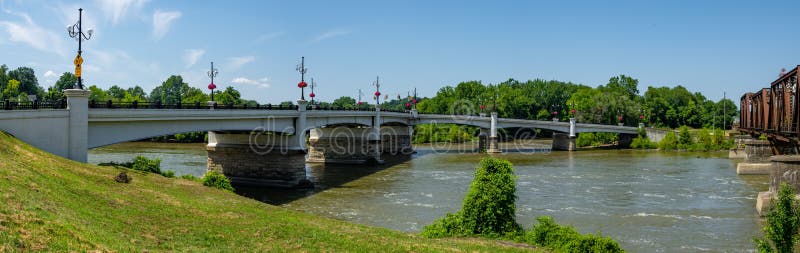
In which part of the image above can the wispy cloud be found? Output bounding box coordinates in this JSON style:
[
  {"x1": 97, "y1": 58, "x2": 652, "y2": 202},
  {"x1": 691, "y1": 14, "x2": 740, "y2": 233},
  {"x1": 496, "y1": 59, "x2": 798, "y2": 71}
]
[
  {"x1": 227, "y1": 56, "x2": 255, "y2": 70},
  {"x1": 95, "y1": 0, "x2": 149, "y2": 25},
  {"x1": 310, "y1": 28, "x2": 352, "y2": 44},
  {"x1": 249, "y1": 32, "x2": 284, "y2": 46},
  {"x1": 183, "y1": 49, "x2": 205, "y2": 68},
  {"x1": 152, "y1": 10, "x2": 181, "y2": 40},
  {"x1": 0, "y1": 9, "x2": 66, "y2": 56},
  {"x1": 231, "y1": 77, "x2": 271, "y2": 88},
  {"x1": 44, "y1": 70, "x2": 57, "y2": 78}
]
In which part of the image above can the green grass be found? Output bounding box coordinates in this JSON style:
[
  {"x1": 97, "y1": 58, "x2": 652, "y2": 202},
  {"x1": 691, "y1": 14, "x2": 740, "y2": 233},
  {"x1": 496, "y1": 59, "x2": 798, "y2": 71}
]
[{"x1": 0, "y1": 132, "x2": 538, "y2": 252}]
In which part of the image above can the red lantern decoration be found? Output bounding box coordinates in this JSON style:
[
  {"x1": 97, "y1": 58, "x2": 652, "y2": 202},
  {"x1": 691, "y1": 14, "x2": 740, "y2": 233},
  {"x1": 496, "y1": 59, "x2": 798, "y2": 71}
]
[
  {"x1": 570, "y1": 109, "x2": 576, "y2": 114},
  {"x1": 480, "y1": 105, "x2": 486, "y2": 110},
  {"x1": 309, "y1": 92, "x2": 316, "y2": 98},
  {"x1": 374, "y1": 91, "x2": 381, "y2": 96},
  {"x1": 358, "y1": 101, "x2": 363, "y2": 105},
  {"x1": 405, "y1": 103, "x2": 411, "y2": 107},
  {"x1": 618, "y1": 115, "x2": 623, "y2": 121},
  {"x1": 208, "y1": 83, "x2": 216, "y2": 90},
  {"x1": 639, "y1": 115, "x2": 644, "y2": 120},
  {"x1": 297, "y1": 81, "x2": 307, "y2": 88},
  {"x1": 553, "y1": 111, "x2": 558, "y2": 115},
  {"x1": 412, "y1": 99, "x2": 417, "y2": 104}
]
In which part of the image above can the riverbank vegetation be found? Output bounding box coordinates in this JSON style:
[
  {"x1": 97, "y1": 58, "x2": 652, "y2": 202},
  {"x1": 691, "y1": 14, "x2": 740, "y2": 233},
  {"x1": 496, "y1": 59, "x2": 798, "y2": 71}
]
[
  {"x1": 423, "y1": 157, "x2": 624, "y2": 252},
  {"x1": 754, "y1": 183, "x2": 800, "y2": 252},
  {"x1": 0, "y1": 132, "x2": 537, "y2": 251}
]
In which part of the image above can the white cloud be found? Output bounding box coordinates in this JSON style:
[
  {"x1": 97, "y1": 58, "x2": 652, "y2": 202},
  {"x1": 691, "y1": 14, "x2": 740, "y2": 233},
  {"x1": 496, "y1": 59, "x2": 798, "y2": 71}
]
[
  {"x1": 0, "y1": 9, "x2": 66, "y2": 56},
  {"x1": 152, "y1": 10, "x2": 181, "y2": 40},
  {"x1": 250, "y1": 32, "x2": 283, "y2": 46},
  {"x1": 44, "y1": 70, "x2": 57, "y2": 78},
  {"x1": 310, "y1": 28, "x2": 352, "y2": 44},
  {"x1": 231, "y1": 77, "x2": 270, "y2": 88},
  {"x1": 183, "y1": 49, "x2": 205, "y2": 68},
  {"x1": 95, "y1": 0, "x2": 149, "y2": 25},
  {"x1": 227, "y1": 56, "x2": 255, "y2": 70}
]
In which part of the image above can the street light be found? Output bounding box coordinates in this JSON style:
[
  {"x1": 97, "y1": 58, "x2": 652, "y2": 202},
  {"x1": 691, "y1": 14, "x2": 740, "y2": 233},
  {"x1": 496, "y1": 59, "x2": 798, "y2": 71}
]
[
  {"x1": 296, "y1": 57, "x2": 308, "y2": 100},
  {"x1": 67, "y1": 8, "x2": 93, "y2": 89},
  {"x1": 309, "y1": 78, "x2": 316, "y2": 104},
  {"x1": 207, "y1": 61, "x2": 218, "y2": 102},
  {"x1": 373, "y1": 76, "x2": 381, "y2": 104}
]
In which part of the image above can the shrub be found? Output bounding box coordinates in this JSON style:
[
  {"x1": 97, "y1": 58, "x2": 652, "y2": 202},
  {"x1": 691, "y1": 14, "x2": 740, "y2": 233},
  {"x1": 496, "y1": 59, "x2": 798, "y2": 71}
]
[
  {"x1": 754, "y1": 183, "x2": 800, "y2": 253},
  {"x1": 658, "y1": 132, "x2": 678, "y2": 151},
  {"x1": 131, "y1": 156, "x2": 161, "y2": 174},
  {"x1": 202, "y1": 170, "x2": 235, "y2": 192},
  {"x1": 631, "y1": 136, "x2": 656, "y2": 149},
  {"x1": 577, "y1": 133, "x2": 596, "y2": 147},
  {"x1": 759, "y1": 134, "x2": 768, "y2": 140},
  {"x1": 422, "y1": 157, "x2": 521, "y2": 237},
  {"x1": 526, "y1": 216, "x2": 624, "y2": 253},
  {"x1": 180, "y1": 174, "x2": 200, "y2": 181},
  {"x1": 678, "y1": 126, "x2": 693, "y2": 149},
  {"x1": 161, "y1": 170, "x2": 175, "y2": 178}
]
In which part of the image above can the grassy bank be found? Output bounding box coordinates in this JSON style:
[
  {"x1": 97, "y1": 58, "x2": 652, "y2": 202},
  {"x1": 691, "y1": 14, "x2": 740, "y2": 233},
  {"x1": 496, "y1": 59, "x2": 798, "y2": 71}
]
[{"x1": 0, "y1": 132, "x2": 536, "y2": 252}]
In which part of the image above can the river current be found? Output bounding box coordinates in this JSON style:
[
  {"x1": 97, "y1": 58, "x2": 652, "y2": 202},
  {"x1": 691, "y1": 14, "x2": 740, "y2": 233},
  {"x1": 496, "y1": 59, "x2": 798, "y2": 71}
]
[{"x1": 89, "y1": 141, "x2": 766, "y2": 252}]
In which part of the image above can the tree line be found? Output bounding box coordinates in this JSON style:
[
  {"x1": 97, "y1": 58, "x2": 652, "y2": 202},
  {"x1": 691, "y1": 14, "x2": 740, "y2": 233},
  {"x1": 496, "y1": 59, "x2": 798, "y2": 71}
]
[{"x1": 414, "y1": 75, "x2": 738, "y2": 129}]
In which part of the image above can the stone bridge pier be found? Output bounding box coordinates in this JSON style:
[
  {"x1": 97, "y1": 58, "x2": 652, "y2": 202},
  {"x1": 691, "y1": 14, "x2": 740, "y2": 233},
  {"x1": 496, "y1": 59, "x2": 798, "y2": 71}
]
[
  {"x1": 756, "y1": 155, "x2": 800, "y2": 215},
  {"x1": 736, "y1": 139, "x2": 774, "y2": 175},
  {"x1": 380, "y1": 125, "x2": 414, "y2": 156},
  {"x1": 206, "y1": 131, "x2": 311, "y2": 188},
  {"x1": 307, "y1": 126, "x2": 383, "y2": 164}
]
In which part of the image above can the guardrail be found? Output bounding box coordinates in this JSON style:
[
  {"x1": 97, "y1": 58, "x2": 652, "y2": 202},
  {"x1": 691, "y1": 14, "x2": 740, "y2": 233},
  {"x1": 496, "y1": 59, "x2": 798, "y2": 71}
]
[
  {"x1": 1, "y1": 100, "x2": 67, "y2": 110},
  {"x1": 88, "y1": 100, "x2": 297, "y2": 110}
]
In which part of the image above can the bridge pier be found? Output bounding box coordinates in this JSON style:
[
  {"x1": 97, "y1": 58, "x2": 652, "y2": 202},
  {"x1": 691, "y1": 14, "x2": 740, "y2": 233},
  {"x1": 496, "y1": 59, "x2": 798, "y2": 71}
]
[
  {"x1": 381, "y1": 126, "x2": 414, "y2": 156},
  {"x1": 307, "y1": 127, "x2": 383, "y2": 164},
  {"x1": 65, "y1": 89, "x2": 92, "y2": 162},
  {"x1": 551, "y1": 133, "x2": 576, "y2": 151},
  {"x1": 206, "y1": 132, "x2": 311, "y2": 188},
  {"x1": 487, "y1": 112, "x2": 501, "y2": 153},
  {"x1": 736, "y1": 139, "x2": 774, "y2": 175},
  {"x1": 728, "y1": 135, "x2": 752, "y2": 159},
  {"x1": 756, "y1": 155, "x2": 800, "y2": 215}
]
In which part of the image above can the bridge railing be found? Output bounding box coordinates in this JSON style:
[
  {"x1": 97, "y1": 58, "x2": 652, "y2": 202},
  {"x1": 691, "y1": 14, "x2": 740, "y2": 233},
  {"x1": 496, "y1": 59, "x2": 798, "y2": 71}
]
[
  {"x1": 88, "y1": 100, "x2": 298, "y2": 110},
  {"x1": 1, "y1": 100, "x2": 67, "y2": 110},
  {"x1": 307, "y1": 104, "x2": 409, "y2": 113}
]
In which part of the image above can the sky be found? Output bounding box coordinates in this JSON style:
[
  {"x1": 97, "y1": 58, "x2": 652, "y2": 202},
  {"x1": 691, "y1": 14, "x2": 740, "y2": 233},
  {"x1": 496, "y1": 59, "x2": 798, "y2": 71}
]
[{"x1": 1, "y1": 0, "x2": 799, "y2": 104}]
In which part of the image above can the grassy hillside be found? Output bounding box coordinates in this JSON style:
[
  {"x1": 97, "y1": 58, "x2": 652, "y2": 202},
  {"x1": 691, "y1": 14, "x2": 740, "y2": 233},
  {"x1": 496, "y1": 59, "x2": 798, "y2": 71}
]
[{"x1": 0, "y1": 132, "x2": 536, "y2": 252}]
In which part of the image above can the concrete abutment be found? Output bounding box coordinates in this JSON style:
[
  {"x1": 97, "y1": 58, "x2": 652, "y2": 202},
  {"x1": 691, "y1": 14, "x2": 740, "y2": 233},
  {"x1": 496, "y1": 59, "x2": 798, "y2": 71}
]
[{"x1": 736, "y1": 139, "x2": 774, "y2": 175}]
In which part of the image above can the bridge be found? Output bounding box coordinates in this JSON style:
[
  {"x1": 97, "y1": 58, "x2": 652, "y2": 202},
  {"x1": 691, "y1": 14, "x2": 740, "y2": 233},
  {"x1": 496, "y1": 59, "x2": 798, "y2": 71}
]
[{"x1": 0, "y1": 89, "x2": 640, "y2": 186}]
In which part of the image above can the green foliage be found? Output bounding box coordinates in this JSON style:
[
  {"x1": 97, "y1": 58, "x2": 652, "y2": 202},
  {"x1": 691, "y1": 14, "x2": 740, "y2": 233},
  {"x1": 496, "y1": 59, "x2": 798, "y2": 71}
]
[
  {"x1": 754, "y1": 183, "x2": 800, "y2": 253},
  {"x1": 161, "y1": 170, "x2": 175, "y2": 178},
  {"x1": 576, "y1": 133, "x2": 596, "y2": 147},
  {"x1": 678, "y1": 126, "x2": 692, "y2": 149},
  {"x1": 2, "y1": 79, "x2": 20, "y2": 101},
  {"x1": 423, "y1": 157, "x2": 521, "y2": 238},
  {"x1": 180, "y1": 174, "x2": 200, "y2": 181},
  {"x1": 631, "y1": 136, "x2": 656, "y2": 149},
  {"x1": 760, "y1": 134, "x2": 768, "y2": 140},
  {"x1": 658, "y1": 131, "x2": 678, "y2": 151},
  {"x1": 202, "y1": 170, "x2": 235, "y2": 192},
  {"x1": 7, "y1": 66, "x2": 42, "y2": 98},
  {"x1": 131, "y1": 156, "x2": 162, "y2": 174},
  {"x1": 88, "y1": 85, "x2": 109, "y2": 102},
  {"x1": 525, "y1": 216, "x2": 624, "y2": 253},
  {"x1": 44, "y1": 72, "x2": 76, "y2": 101},
  {"x1": 413, "y1": 124, "x2": 476, "y2": 144}
]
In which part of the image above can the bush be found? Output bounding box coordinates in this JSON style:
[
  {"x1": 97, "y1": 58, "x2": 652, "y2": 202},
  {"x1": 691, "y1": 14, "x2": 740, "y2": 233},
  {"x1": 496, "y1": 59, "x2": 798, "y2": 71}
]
[
  {"x1": 202, "y1": 170, "x2": 235, "y2": 192},
  {"x1": 577, "y1": 133, "x2": 596, "y2": 147},
  {"x1": 754, "y1": 183, "x2": 800, "y2": 252},
  {"x1": 180, "y1": 174, "x2": 200, "y2": 181},
  {"x1": 678, "y1": 126, "x2": 693, "y2": 149},
  {"x1": 161, "y1": 170, "x2": 175, "y2": 178},
  {"x1": 422, "y1": 157, "x2": 521, "y2": 237},
  {"x1": 526, "y1": 216, "x2": 624, "y2": 253},
  {"x1": 658, "y1": 132, "x2": 678, "y2": 151},
  {"x1": 131, "y1": 156, "x2": 161, "y2": 174},
  {"x1": 631, "y1": 136, "x2": 656, "y2": 149}
]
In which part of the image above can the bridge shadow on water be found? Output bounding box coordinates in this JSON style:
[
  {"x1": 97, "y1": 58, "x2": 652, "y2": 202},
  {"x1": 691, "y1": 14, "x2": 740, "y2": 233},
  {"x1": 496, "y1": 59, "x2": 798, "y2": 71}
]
[
  {"x1": 233, "y1": 154, "x2": 414, "y2": 205},
  {"x1": 233, "y1": 141, "x2": 552, "y2": 206}
]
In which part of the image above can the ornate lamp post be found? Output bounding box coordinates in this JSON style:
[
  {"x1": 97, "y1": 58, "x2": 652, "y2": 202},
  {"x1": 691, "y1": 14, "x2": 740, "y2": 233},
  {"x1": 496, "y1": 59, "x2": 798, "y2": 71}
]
[
  {"x1": 309, "y1": 78, "x2": 316, "y2": 104},
  {"x1": 67, "y1": 8, "x2": 93, "y2": 89},
  {"x1": 296, "y1": 57, "x2": 308, "y2": 100},
  {"x1": 207, "y1": 61, "x2": 218, "y2": 102},
  {"x1": 373, "y1": 76, "x2": 381, "y2": 104},
  {"x1": 357, "y1": 89, "x2": 364, "y2": 106}
]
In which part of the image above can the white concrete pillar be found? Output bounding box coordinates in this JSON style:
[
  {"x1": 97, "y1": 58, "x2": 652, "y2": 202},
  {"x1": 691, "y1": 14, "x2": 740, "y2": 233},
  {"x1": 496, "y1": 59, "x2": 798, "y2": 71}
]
[
  {"x1": 490, "y1": 112, "x2": 498, "y2": 138},
  {"x1": 374, "y1": 103, "x2": 382, "y2": 140},
  {"x1": 569, "y1": 117, "x2": 576, "y2": 137},
  {"x1": 65, "y1": 89, "x2": 91, "y2": 162},
  {"x1": 487, "y1": 112, "x2": 501, "y2": 153},
  {"x1": 296, "y1": 100, "x2": 308, "y2": 150},
  {"x1": 410, "y1": 108, "x2": 419, "y2": 118}
]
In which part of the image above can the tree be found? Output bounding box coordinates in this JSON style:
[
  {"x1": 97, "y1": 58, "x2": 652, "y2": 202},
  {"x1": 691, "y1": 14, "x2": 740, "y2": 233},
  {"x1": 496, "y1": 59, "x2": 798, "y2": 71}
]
[
  {"x1": 216, "y1": 86, "x2": 242, "y2": 105},
  {"x1": 605, "y1": 75, "x2": 639, "y2": 99},
  {"x1": 332, "y1": 96, "x2": 356, "y2": 109},
  {"x1": 7, "y1": 66, "x2": 42, "y2": 98},
  {"x1": 127, "y1": 86, "x2": 147, "y2": 99},
  {"x1": 2, "y1": 79, "x2": 20, "y2": 101},
  {"x1": 107, "y1": 85, "x2": 127, "y2": 100},
  {"x1": 150, "y1": 75, "x2": 187, "y2": 105},
  {"x1": 0, "y1": 64, "x2": 8, "y2": 94},
  {"x1": 44, "y1": 72, "x2": 76, "y2": 101},
  {"x1": 88, "y1": 85, "x2": 109, "y2": 102},
  {"x1": 755, "y1": 183, "x2": 800, "y2": 253}
]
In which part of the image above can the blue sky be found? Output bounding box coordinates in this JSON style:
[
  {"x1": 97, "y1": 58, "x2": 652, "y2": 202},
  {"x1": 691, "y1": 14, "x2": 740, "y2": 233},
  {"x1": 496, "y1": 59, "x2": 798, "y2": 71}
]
[{"x1": 1, "y1": 0, "x2": 799, "y2": 104}]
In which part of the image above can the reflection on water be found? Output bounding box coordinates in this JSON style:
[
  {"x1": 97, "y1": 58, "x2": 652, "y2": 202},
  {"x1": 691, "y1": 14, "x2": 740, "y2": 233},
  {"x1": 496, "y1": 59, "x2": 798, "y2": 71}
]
[{"x1": 89, "y1": 141, "x2": 768, "y2": 252}]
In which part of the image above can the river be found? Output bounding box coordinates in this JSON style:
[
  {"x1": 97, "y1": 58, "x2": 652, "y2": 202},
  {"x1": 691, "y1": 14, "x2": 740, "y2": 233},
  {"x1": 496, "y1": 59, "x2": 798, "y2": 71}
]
[{"x1": 89, "y1": 141, "x2": 767, "y2": 252}]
